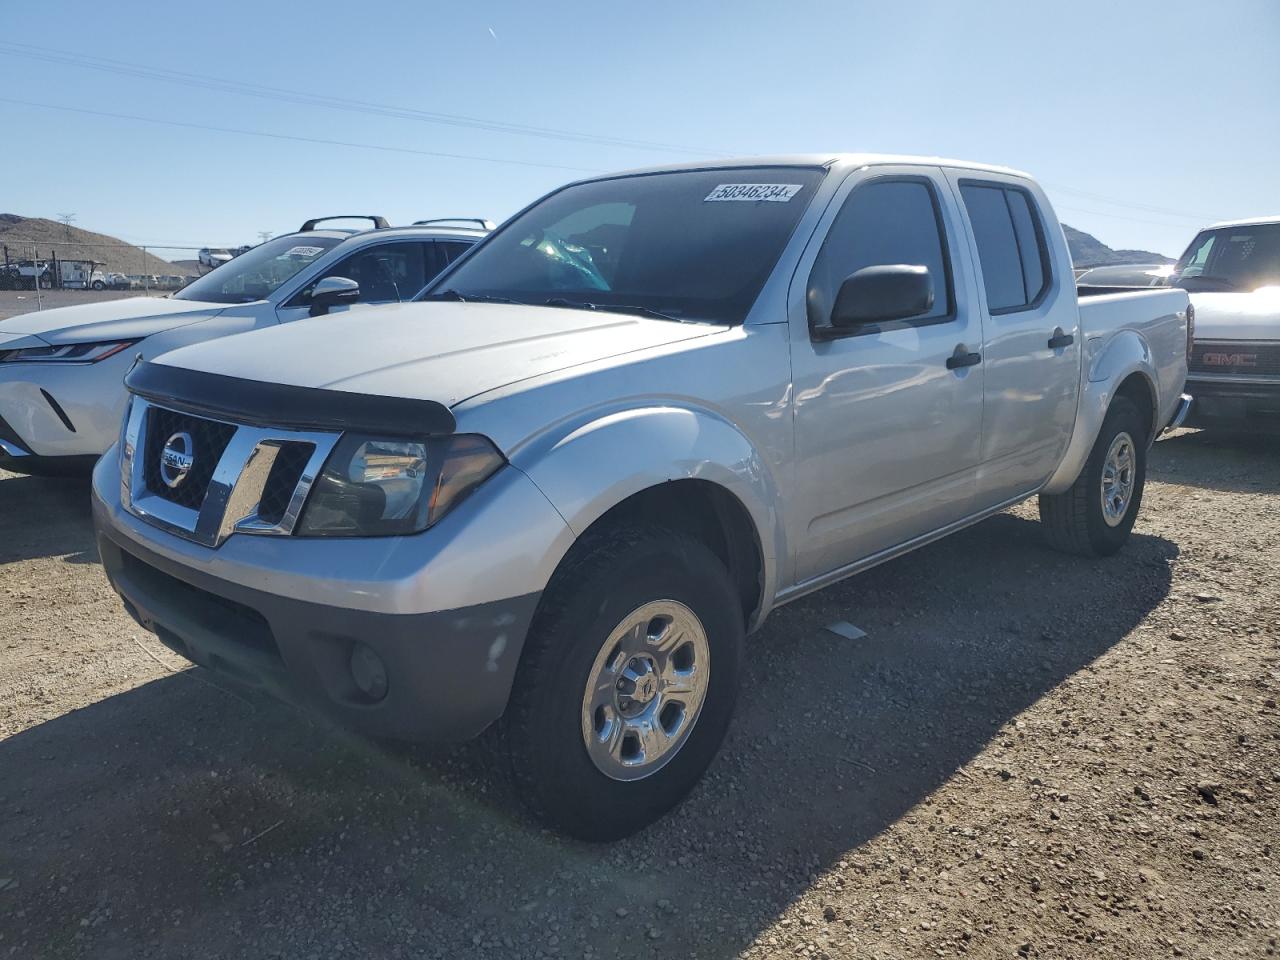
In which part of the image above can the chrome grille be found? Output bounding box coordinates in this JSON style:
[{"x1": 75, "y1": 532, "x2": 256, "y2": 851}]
[
  {"x1": 256, "y1": 442, "x2": 316, "y2": 525},
  {"x1": 141, "y1": 407, "x2": 236, "y2": 509},
  {"x1": 121, "y1": 398, "x2": 339, "y2": 548}
]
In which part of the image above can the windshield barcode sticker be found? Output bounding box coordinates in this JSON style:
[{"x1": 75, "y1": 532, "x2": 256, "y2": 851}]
[
  {"x1": 284, "y1": 245, "x2": 325, "y2": 258},
  {"x1": 704, "y1": 183, "x2": 803, "y2": 203}
]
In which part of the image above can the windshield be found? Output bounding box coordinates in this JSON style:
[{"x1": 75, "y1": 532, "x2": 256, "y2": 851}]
[
  {"x1": 1171, "y1": 223, "x2": 1280, "y2": 292},
  {"x1": 176, "y1": 236, "x2": 342, "y2": 303},
  {"x1": 421, "y1": 167, "x2": 825, "y2": 323}
]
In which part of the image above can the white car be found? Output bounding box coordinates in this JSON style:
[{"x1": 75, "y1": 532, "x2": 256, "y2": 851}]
[
  {"x1": 1169, "y1": 216, "x2": 1280, "y2": 428},
  {"x1": 0, "y1": 216, "x2": 489, "y2": 474},
  {"x1": 197, "y1": 248, "x2": 233, "y2": 269}
]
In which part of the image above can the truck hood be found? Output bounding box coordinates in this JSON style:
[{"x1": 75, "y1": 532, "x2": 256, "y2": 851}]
[
  {"x1": 1190, "y1": 290, "x2": 1280, "y2": 341},
  {"x1": 152, "y1": 301, "x2": 726, "y2": 406},
  {"x1": 0, "y1": 295, "x2": 228, "y2": 344}
]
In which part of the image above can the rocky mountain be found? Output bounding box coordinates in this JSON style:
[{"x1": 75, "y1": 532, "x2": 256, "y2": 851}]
[
  {"x1": 1061, "y1": 223, "x2": 1173, "y2": 268},
  {"x1": 0, "y1": 214, "x2": 189, "y2": 276}
]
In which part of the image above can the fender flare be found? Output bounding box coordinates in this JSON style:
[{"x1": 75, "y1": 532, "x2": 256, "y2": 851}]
[
  {"x1": 1042, "y1": 329, "x2": 1159, "y2": 495},
  {"x1": 510, "y1": 404, "x2": 785, "y2": 620}
]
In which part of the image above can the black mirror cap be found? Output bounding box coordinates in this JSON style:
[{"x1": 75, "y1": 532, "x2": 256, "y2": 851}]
[
  {"x1": 309, "y1": 276, "x2": 361, "y2": 317},
  {"x1": 831, "y1": 264, "x2": 933, "y2": 329}
]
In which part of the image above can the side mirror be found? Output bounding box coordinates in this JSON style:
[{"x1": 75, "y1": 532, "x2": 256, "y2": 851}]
[
  {"x1": 309, "y1": 276, "x2": 360, "y2": 317},
  {"x1": 831, "y1": 264, "x2": 933, "y2": 330}
]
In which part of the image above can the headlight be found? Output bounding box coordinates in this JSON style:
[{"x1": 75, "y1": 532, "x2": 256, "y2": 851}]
[
  {"x1": 0, "y1": 340, "x2": 136, "y2": 363},
  {"x1": 296, "y1": 433, "x2": 505, "y2": 537}
]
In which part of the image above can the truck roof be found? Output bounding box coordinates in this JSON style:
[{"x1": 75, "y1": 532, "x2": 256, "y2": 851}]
[
  {"x1": 592, "y1": 153, "x2": 1035, "y2": 182},
  {"x1": 1205, "y1": 215, "x2": 1280, "y2": 229}
]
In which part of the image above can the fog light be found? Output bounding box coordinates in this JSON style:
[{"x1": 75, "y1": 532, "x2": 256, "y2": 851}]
[{"x1": 349, "y1": 642, "x2": 389, "y2": 701}]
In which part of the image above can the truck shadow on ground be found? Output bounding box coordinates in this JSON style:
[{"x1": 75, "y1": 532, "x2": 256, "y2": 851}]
[
  {"x1": 0, "y1": 510, "x2": 1177, "y2": 959},
  {"x1": 0, "y1": 472, "x2": 97, "y2": 564},
  {"x1": 1149, "y1": 428, "x2": 1280, "y2": 495}
]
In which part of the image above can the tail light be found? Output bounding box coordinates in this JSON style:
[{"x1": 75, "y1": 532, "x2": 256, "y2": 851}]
[{"x1": 1185, "y1": 301, "x2": 1195, "y2": 363}]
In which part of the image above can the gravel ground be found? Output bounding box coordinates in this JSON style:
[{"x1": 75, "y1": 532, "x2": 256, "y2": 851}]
[
  {"x1": 0, "y1": 290, "x2": 168, "y2": 323},
  {"x1": 1, "y1": 430, "x2": 1277, "y2": 960}
]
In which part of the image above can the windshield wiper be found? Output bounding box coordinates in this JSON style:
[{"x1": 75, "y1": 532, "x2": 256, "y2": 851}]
[
  {"x1": 424, "y1": 289, "x2": 526, "y2": 305},
  {"x1": 543, "y1": 298, "x2": 689, "y2": 324}
]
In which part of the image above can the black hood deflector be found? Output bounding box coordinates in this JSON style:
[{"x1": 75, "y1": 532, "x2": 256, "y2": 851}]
[{"x1": 125, "y1": 360, "x2": 457, "y2": 438}]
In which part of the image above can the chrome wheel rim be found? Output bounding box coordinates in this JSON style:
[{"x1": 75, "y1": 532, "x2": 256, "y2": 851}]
[
  {"x1": 1100, "y1": 431, "x2": 1136, "y2": 527},
  {"x1": 580, "y1": 600, "x2": 710, "y2": 782}
]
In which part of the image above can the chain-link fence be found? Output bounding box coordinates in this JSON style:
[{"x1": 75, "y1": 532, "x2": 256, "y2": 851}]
[{"x1": 0, "y1": 239, "x2": 239, "y2": 309}]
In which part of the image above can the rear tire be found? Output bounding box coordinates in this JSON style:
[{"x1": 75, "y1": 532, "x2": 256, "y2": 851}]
[
  {"x1": 499, "y1": 525, "x2": 744, "y2": 841},
  {"x1": 1039, "y1": 397, "x2": 1146, "y2": 556}
]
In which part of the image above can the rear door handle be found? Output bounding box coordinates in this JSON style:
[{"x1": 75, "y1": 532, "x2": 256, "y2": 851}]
[
  {"x1": 946, "y1": 347, "x2": 982, "y2": 370},
  {"x1": 1048, "y1": 328, "x2": 1075, "y2": 350}
]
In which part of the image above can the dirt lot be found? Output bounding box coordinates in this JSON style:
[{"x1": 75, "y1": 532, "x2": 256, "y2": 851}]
[
  {"x1": 0, "y1": 290, "x2": 167, "y2": 323},
  {"x1": 1, "y1": 431, "x2": 1277, "y2": 960}
]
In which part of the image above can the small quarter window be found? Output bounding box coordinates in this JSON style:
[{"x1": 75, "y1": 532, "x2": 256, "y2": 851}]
[{"x1": 960, "y1": 182, "x2": 1052, "y2": 313}]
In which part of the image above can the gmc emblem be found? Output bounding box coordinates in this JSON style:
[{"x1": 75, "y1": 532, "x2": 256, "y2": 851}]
[{"x1": 1202, "y1": 352, "x2": 1258, "y2": 367}]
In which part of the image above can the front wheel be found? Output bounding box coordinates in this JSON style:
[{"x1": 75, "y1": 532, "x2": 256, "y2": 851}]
[
  {"x1": 91, "y1": 280, "x2": 106, "y2": 290},
  {"x1": 499, "y1": 525, "x2": 744, "y2": 840},
  {"x1": 1039, "y1": 397, "x2": 1147, "y2": 556}
]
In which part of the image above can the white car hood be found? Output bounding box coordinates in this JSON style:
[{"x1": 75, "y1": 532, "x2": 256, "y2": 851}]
[
  {"x1": 0, "y1": 295, "x2": 228, "y2": 344},
  {"x1": 153, "y1": 301, "x2": 725, "y2": 406},
  {"x1": 1190, "y1": 290, "x2": 1280, "y2": 341}
]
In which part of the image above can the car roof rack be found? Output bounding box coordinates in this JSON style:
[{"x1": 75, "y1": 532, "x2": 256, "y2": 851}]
[
  {"x1": 412, "y1": 218, "x2": 495, "y2": 231},
  {"x1": 299, "y1": 215, "x2": 390, "y2": 232}
]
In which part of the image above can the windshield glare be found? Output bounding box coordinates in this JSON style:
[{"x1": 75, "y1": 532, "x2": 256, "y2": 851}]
[
  {"x1": 1172, "y1": 223, "x2": 1280, "y2": 292},
  {"x1": 176, "y1": 236, "x2": 342, "y2": 303},
  {"x1": 422, "y1": 167, "x2": 825, "y2": 323}
]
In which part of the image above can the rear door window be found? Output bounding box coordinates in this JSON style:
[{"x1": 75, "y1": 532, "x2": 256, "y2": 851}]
[{"x1": 960, "y1": 183, "x2": 1052, "y2": 313}]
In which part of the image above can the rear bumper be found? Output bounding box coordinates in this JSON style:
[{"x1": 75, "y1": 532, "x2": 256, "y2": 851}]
[
  {"x1": 96, "y1": 519, "x2": 540, "y2": 742},
  {"x1": 1186, "y1": 375, "x2": 1280, "y2": 425}
]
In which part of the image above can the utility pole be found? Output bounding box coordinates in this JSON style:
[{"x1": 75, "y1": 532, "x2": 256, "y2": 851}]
[
  {"x1": 57, "y1": 213, "x2": 77, "y2": 240},
  {"x1": 257, "y1": 231, "x2": 273, "y2": 244}
]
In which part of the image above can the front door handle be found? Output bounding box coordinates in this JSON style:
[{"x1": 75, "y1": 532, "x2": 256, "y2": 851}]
[
  {"x1": 946, "y1": 346, "x2": 982, "y2": 370},
  {"x1": 1048, "y1": 328, "x2": 1075, "y2": 350}
]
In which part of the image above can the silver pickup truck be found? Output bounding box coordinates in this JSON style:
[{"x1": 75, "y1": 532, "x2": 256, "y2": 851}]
[{"x1": 93, "y1": 155, "x2": 1191, "y2": 839}]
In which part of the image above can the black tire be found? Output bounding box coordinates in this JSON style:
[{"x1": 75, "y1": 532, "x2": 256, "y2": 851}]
[
  {"x1": 498, "y1": 524, "x2": 744, "y2": 841},
  {"x1": 91, "y1": 280, "x2": 106, "y2": 290},
  {"x1": 1039, "y1": 397, "x2": 1147, "y2": 556}
]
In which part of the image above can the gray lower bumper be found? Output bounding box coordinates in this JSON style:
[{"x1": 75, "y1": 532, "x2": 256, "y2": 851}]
[
  {"x1": 96, "y1": 522, "x2": 540, "y2": 742},
  {"x1": 1186, "y1": 377, "x2": 1280, "y2": 425}
]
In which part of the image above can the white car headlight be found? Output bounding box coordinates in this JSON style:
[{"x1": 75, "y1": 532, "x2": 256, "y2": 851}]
[{"x1": 0, "y1": 340, "x2": 136, "y2": 363}]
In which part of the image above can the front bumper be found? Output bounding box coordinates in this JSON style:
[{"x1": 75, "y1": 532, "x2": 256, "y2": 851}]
[
  {"x1": 0, "y1": 350, "x2": 133, "y2": 458},
  {"x1": 92, "y1": 448, "x2": 572, "y2": 742},
  {"x1": 1186, "y1": 375, "x2": 1280, "y2": 426},
  {"x1": 97, "y1": 528, "x2": 538, "y2": 740}
]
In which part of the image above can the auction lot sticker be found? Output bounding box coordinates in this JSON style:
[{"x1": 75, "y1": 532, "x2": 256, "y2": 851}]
[{"x1": 704, "y1": 183, "x2": 803, "y2": 202}]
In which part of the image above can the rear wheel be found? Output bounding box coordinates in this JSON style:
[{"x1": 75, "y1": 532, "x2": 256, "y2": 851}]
[
  {"x1": 1039, "y1": 397, "x2": 1147, "y2": 556},
  {"x1": 499, "y1": 525, "x2": 744, "y2": 840}
]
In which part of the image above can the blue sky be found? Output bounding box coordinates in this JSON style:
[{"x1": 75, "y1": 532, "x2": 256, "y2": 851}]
[{"x1": 2, "y1": 0, "x2": 1277, "y2": 261}]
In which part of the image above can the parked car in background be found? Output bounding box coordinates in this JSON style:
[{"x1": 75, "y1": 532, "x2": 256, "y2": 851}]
[
  {"x1": 198, "y1": 247, "x2": 233, "y2": 269},
  {"x1": 106, "y1": 273, "x2": 131, "y2": 290},
  {"x1": 0, "y1": 216, "x2": 489, "y2": 474},
  {"x1": 1169, "y1": 216, "x2": 1280, "y2": 428},
  {"x1": 1076, "y1": 263, "x2": 1173, "y2": 288},
  {"x1": 92, "y1": 156, "x2": 1190, "y2": 839}
]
